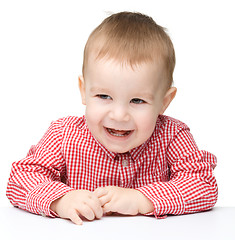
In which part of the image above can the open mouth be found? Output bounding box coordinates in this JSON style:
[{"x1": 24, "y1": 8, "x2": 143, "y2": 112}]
[{"x1": 105, "y1": 127, "x2": 132, "y2": 137}]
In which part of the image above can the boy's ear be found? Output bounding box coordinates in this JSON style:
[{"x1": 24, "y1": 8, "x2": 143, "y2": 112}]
[
  {"x1": 159, "y1": 87, "x2": 177, "y2": 115},
  {"x1": 78, "y1": 75, "x2": 86, "y2": 105}
]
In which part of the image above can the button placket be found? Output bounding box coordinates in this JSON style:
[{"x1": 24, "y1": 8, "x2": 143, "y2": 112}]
[{"x1": 119, "y1": 153, "x2": 134, "y2": 188}]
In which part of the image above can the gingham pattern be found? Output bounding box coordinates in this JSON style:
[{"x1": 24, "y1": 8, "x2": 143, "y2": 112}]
[{"x1": 6, "y1": 115, "x2": 218, "y2": 218}]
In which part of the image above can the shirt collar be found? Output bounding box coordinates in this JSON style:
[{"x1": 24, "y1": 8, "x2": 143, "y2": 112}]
[{"x1": 83, "y1": 116, "x2": 116, "y2": 160}]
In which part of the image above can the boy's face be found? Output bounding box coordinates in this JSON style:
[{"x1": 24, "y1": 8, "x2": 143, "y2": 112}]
[{"x1": 79, "y1": 57, "x2": 176, "y2": 153}]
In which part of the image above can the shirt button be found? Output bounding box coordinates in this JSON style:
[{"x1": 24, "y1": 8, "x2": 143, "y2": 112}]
[
  {"x1": 40, "y1": 211, "x2": 46, "y2": 217},
  {"x1": 122, "y1": 159, "x2": 129, "y2": 167}
]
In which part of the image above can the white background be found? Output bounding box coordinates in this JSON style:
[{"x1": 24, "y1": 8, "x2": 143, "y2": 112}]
[{"x1": 0, "y1": 0, "x2": 234, "y2": 207}]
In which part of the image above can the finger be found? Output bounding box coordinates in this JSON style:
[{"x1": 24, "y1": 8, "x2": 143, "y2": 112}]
[
  {"x1": 77, "y1": 204, "x2": 95, "y2": 221},
  {"x1": 102, "y1": 202, "x2": 114, "y2": 214},
  {"x1": 86, "y1": 196, "x2": 104, "y2": 219},
  {"x1": 98, "y1": 194, "x2": 111, "y2": 206},
  {"x1": 68, "y1": 209, "x2": 83, "y2": 225},
  {"x1": 94, "y1": 187, "x2": 108, "y2": 198}
]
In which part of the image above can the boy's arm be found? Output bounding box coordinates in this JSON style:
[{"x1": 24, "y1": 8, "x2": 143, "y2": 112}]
[
  {"x1": 136, "y1": 128, "x2": 218, "y2": 218},
  {"x1": 6, "y1": 119, "x2": 74, "y2": 217}
]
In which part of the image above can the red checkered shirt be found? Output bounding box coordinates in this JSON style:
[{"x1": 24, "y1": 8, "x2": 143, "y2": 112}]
[{"x1": 6, "y1": 115, "x2": 218, "y2": 218}]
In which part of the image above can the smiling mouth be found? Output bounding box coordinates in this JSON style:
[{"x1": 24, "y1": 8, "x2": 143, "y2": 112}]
[{"x1": 105, "y1": 127, "x2": 132, "y2": 137}]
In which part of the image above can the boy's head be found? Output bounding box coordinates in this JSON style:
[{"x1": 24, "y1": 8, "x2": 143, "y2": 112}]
[
  {"x1": 79, "y1": 12, "x2": 177, "y2": 153},
  {"x1": 82, "y1": 11, "x2": 175, "y2": 90}
]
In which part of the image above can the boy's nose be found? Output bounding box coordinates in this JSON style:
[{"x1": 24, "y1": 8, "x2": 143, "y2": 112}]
[{"x1": 109, "y1": 106, "x2": 130, "y2": 122}]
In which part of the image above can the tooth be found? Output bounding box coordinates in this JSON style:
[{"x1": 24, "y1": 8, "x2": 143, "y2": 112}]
[{"x1": 107, "y1": 128, "x2": 130, "y2": 137}]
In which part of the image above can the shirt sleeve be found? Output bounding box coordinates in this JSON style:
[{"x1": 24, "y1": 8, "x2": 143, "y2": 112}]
[
  {"x1": 6, "y1": 119, "x2": 74, "y2": 217},
  {"x1": 137, "y1": 128, "x2": 218, "y2": 218}
]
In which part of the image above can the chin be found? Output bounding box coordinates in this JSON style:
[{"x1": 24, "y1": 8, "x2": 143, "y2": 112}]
[{"x1": 105, "y1": 144, "x2": 132, "y2": 154}]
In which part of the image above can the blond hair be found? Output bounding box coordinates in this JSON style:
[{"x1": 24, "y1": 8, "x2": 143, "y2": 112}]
[{"x1": 82, "y1": 12, "x2": 175, "y2": 89}]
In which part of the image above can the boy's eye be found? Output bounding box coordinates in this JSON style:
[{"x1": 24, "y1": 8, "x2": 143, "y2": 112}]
[
  {"x1": 96, "y1": 94, "x2": 112, "y2": 100},
  {"x1": 131, "y1": 98, "x2": 146, "y2": 104}
]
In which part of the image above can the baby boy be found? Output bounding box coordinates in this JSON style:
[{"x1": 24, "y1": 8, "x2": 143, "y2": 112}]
[{"x1": 6, "y1": 12, "x2": 218, "y2": 225}]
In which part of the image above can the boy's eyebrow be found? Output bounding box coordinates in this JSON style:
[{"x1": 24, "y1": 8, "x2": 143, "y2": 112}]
[
  {"x1": 90, "y1": 87, "x2": 111, "y2": 93},
  {"x1": 140, "y1": 93, "x2": 154, "y2": 101},
  {"x1": 90, "y1": 87, "x2": 155, "y2": 100}
]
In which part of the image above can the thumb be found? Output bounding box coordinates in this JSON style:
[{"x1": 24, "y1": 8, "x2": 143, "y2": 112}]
[{"x1": 102, "y1": 202, "x2": 113, "y2": 214}]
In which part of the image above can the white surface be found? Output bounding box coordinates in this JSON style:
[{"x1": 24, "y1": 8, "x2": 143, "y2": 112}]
[{"x1": 0, "y1": 207, "x2": 234, "y2": 240}]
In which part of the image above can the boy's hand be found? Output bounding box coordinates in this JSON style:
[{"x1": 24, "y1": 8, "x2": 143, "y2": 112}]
[
  {"x1": 94, "y1": 186, "x2": 154, "y2": 216},
  {"x1": 50, "y1": 190, "x2": 103, "y2": 225}
]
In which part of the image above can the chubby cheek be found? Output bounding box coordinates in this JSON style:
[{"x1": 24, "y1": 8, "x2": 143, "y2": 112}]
[
  {"x1": 85, "y1": 103, "x2": 107, "y2": 129},
  {"x1": 136, "y1": 112, "x2": 158, "y2": 139}
]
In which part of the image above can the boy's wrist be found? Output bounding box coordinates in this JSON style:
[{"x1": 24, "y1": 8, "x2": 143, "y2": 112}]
[
  {"x1": 50, "y1": 197, "x2": 60, "y2": 213},
  {"x1": 135, "y1": 190, "x2": 154, "y2": 214}
]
